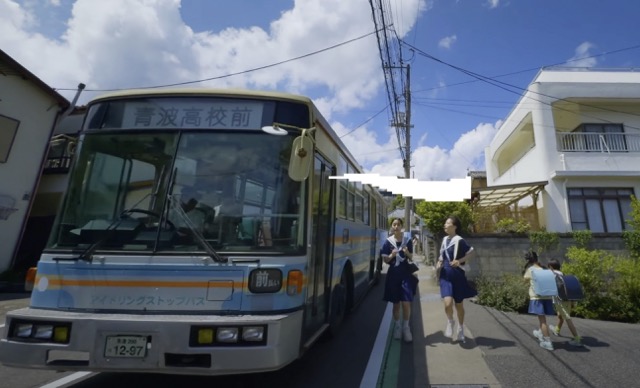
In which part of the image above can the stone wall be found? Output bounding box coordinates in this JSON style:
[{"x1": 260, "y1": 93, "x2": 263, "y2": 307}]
[{"x1": 425, "y1": 234, "x2": 629, "y2": 280}]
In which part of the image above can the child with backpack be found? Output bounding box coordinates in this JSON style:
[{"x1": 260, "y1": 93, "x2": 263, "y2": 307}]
[
  {"x1": 547, "y1": 258, "x2": 584, "y2": 347},
  {"x1": 522, "y1": 251, "x2": 555, "y2": 351}
]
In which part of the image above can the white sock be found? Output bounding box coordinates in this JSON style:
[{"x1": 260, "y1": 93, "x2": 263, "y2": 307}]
[
  {"x1": 403, "y1": 320, "x2": 410, "y2": 329},
  {"x1": 394, "y1": 319, "x2": 401, "y2": 328}
]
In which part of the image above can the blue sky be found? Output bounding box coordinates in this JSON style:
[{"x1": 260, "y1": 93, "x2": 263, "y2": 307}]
[{"x1": 2, "y1": 0, "x2": 640, "y2": 182}]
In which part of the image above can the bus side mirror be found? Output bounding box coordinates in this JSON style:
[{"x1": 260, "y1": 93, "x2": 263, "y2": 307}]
[{"x1": 288, "y1": 135, "x2": 313, "y2": 181}]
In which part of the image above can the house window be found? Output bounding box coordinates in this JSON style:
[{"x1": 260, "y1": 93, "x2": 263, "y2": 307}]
[
  {"x1": 572, "y1": 123, "x2": 626, "y2": 152},
  {"x1": 0, "y1": 115, "x2": 20, "y2": 163},
  {"x1": 567, "y1": 188, "x2": 634, "y2": 232}
]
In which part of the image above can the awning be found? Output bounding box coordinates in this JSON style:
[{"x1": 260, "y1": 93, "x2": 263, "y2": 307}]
[{"x1": 474, "y1": 181, "x2": 547, "y2": 208}]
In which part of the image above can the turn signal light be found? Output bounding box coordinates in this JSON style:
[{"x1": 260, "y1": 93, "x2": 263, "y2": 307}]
[{"x1": 287, "y1": 270, "x2": 303, "y2": 296}]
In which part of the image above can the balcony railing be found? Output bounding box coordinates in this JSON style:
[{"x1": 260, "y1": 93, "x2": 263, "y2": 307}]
[{"x1": 557, "y1": 132, "x2": 640, "y2": 153}]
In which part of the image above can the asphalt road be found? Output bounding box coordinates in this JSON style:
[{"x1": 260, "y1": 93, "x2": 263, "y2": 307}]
[
  {"x1": 465, "y1": 299, "x2": 640, "y2": 388},
  {"x1": 0, "y1": 282, "x2": 389, "y2": 388}
]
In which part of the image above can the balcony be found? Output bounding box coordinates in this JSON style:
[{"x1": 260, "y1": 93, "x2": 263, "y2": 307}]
[{"x1": 557, "y1": 132, "x2": 640, "y2": 153}]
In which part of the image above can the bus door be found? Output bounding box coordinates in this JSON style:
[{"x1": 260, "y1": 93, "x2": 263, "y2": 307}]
[{"x1": 303, "y1": 154, "x2": 335, "y2": 340}]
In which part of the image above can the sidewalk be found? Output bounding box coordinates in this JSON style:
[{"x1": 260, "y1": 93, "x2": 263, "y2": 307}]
[{"x1": 413, "y1": 254, "x2": 501, "y2": 387}]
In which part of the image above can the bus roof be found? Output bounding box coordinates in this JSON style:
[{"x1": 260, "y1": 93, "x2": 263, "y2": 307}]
[{"x1": 89, "y1": 87, "x2": 314, "y2": 105}]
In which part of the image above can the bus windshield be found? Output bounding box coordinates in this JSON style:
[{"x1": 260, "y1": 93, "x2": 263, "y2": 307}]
[{"x1": 47, "y1": 130, "x2": 305, "y2": 254}]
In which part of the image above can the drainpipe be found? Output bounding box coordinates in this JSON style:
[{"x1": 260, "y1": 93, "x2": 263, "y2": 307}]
[{"x1": 9, "y1": 83, "x2": 85, "y2": 270}]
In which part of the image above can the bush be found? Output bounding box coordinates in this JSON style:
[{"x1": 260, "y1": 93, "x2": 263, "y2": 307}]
[
  {"x1": 495, "y1": 218, "x2": 530, "y2": 234},
  {"x1": 563, "y1": 247, "x2": 640, "y2": 323},
  {"x1": 529, "y1": 230, "x2": 559, "y2": 254},
  {"x1": 475, "y1": 273, "x2": 529, "y2": 313},
  {"x1": 571, "y1": 230, "x2": 592, "y2": 249}
]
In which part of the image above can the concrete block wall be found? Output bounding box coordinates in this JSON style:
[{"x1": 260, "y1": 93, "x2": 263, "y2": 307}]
[{"x1": 427, "y1": 234, "x2": 629, "y2": 280}]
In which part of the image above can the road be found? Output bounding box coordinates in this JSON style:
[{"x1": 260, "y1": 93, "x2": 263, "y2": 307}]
[{"x1": 0, "y1": 281, "x2": 391, "y2": 388}]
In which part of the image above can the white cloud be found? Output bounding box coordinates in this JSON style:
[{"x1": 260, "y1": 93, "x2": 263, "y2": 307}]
[
  {"x1": 1, "y1": 0, "x2": 411, "y2": 115},
  {"x1": 364, "y1": 121, "x2": 500, "y2": 181},
  {"x1": 487, "y1": 0, "x2": 500, "y2": 9},
  {"x1": 438, "y1": 34, "x2": 457, "y2": 49},
  {"x1": 566, "y1": 41, "x2": 597, "y2": 68},
  {"x1": 0, "y1": 0, "x2": 487, "y2": 180}
]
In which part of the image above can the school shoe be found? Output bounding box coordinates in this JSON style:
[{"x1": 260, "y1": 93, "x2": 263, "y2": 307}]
[
  {"x1": 568, "y1": 337, "x2": 584, "y2": 347},
  {"x1": 549, "y1": 325, "x2": 560, "y2": 336},
  {"x1": 393, "y1": 323, "x2": 402, "y2": 340},
  {"x1": 444, "y1": 320, "x2": 454, "y2": 338},
  {"x1": 533, "y1": 329, "x2": 544, "y2": 341},
  {"x1": 539, "y1": 336, "x2": 554, "y2": 351},
  {"x1": 456, "y1": 327, "x2": 465, "y2": 343},
  {"x1": 539, "y1": 340, "x2": 554, "y2": 351},
  {"x1": 403, "y1": 326, "x2": 413, "y2": 343}
]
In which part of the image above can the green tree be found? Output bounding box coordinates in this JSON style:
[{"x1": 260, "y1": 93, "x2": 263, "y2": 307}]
[
  {"x1": 621, "y1": 195, "x2": 640, "y2": 258},
  {"x1": 415, "y1": 201, "x2": 473, "y2": 240},
  {"x1": 390, "y1": 195, "x2": 404, "y2": 210}
]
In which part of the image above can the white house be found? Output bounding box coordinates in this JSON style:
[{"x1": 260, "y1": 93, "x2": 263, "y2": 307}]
[
  {"x1": 0, "y1": 49, "x2": 70, "y2": 273},
  {"x1": 484, "y1": 68, "x2": 640, "y2": 233}
]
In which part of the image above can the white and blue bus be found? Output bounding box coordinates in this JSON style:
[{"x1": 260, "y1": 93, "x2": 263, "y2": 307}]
[{"x1": 0, "y1": 89, "x2": 387, "y2": 375}]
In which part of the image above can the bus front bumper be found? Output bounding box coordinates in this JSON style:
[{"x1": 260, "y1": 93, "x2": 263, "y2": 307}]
[{"x1": 0, "y1": 307, "x2": 302, "y2": 376}]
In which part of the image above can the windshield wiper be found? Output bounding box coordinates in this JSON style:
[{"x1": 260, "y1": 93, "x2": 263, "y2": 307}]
[
  {"x1": 169, "y1": 195, "x2": 227, "y2": 263},
  {"x1": 70, "y1": 191, "x2": 157, "y2": 263}
]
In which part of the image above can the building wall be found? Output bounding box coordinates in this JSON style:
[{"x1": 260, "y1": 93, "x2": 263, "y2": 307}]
[
  {"x1": 0, "y1": 73, "x2": 60, "y2": 271},
  {"x1": 460, "y1": 234, "x2": 628, "y2": 280},
  {"x1": 485, "y1": 70, "x2": 640, "y2": 233}
]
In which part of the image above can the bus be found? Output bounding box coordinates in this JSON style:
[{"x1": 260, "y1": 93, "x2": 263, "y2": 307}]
[{"x1": 0, "y1": 89, "x2": 388, "y2": 375}]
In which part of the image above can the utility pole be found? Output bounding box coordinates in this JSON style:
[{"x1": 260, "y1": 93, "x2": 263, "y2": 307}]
[{"x1": 403, "y1": 65, "x2": 412, "y2": 229}]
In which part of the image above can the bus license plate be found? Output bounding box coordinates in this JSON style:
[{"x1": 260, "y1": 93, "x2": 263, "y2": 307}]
[{"x1": 104, "y1": 335, "x2": 148, "y2": 358}]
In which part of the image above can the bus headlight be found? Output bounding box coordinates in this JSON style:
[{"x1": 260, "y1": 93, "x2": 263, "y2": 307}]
[
  {"x1": 242, "y1": 326, "x2": 265, "y2": 342},
  {"x1": 33, "y1": 325, "x2": 54, "y2": 340},
  {"x1": 190, "y1": 325, "x2": 267, "y2": 346},
  {"x1": 14, "y1": 323, "x2": 33, "y2": 338},
  {"x1": 216, "y1": 327, "x2": 239, "y2": 343},
  {"x1": 10, "y1": 320, "x2": 71, "y2": 343}
]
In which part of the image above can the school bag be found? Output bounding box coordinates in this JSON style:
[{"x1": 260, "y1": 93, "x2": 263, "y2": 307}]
[
  {"x1": 555, "y1": 274, "x2": 584, "y2": 301},
  {"x1": 531, "y1": 268, "x2": 559, "y2": 297}
]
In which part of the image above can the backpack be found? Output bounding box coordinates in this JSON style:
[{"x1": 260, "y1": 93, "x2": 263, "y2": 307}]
[
  {"x1": 531, "y1": 268, "x2": 559, "y2": 297},
  {"x1": 555, "y1": 274, "x2": 584, "y2": 301}
]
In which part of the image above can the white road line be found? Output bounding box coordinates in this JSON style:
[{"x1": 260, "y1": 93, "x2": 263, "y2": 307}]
[
  {"x1": 360, "y1": 302, "x2": 392, "y2": 388},
  {"x1": 39, "y1": 372, "x2": 93, "y2": 388}
]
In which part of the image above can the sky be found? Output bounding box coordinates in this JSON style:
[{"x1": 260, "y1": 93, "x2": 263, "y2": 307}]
[{"x1": 2, "y1": 0, "x2": 640, "y2": 183}]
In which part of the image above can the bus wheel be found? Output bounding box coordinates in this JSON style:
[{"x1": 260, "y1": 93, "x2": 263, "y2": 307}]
[{"x1": 327, "y1": 271, "x2": 348, "y2": 338}]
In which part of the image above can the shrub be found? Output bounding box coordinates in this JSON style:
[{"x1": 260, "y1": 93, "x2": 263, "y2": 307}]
[
  {"x1": 495, "y1": 218, "x2": 530, "y2": 234},
  {"x1": 622, "y1": 230, "x2": 640, "y2": 259},
  {"x1": 529, "y1": 230, "x2": 559, "y2": 254},
  {"x1": 563, "y1": 247, "x2": 640, "y2": 323},
  {"x1": 571, "y1": 230, "x2": 592, "y2": 249},
  {"x1": 475, "y1": 273, "x2": 529, "y2": 313}
]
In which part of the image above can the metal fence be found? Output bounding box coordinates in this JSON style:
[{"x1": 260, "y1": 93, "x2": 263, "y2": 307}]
[{"x1": 557, "y1": 132, "x2": 640, "y2": 152}]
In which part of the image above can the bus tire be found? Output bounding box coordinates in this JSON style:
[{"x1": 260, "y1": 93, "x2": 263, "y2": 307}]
[{"x1": 327, "y1": 270, "x2": 348, "y2": 338}]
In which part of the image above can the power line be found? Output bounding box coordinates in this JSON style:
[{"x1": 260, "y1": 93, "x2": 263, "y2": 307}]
[
  {"x1": 54, "y1": 30, "x2": 380, "y2": 92},
  {"x1": 409, "y1": 43, "x2": 640, "y2": 95},
  {"x1": 339, "y1": 104, "x2": 389, "y2": 138},
  {"x1": 402, "y1": 40, "x2": 640, "y2": 131}
]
